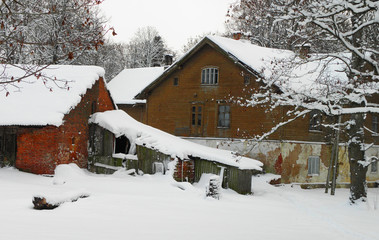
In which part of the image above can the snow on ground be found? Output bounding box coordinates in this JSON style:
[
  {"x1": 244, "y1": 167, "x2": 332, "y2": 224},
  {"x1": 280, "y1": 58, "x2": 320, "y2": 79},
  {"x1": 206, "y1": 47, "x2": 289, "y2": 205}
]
[{"x1": 0, "y1": 164, "x2": 378, "y2": 240}]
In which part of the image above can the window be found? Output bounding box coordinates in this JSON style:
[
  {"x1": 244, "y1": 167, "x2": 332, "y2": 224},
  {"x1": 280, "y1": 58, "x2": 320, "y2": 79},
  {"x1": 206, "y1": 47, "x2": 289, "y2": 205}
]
[
  {"x1": 372, "y1": 115, "x2": 378, "y2": 133},
  {"x1": 115, "y1": 135, "x2": 130, "y2": 154},
  {"x1": 192, "y1": 105, "x2": 202, "y2": 126},
  {"x1": 218, "y1": 105, "x2": 230, "y2": 128},
  {"x1": 201, "y1": 67, "x2": 218, "y2": 85},
  {"x1": 173, "y1": 77, "x2": 179, "y2": 86},
  {"x1": 371, "y1": 160, "x2": 378, "y2": 173},
  {"x1": 308, "y1": 156, "x2": 320, "y2": 175},
  {"x1": 91, "y1": 101, "x2": 97, "y2": 114},
  {"x1": 309, "y1": 110, "x2": 321, "y2": 131},
  {"x1": 244, "y1": 74, "x2": 251, "y2": 85},
  {"x1": 153, "y1": 162, "x2": 164, "y2": 174}
]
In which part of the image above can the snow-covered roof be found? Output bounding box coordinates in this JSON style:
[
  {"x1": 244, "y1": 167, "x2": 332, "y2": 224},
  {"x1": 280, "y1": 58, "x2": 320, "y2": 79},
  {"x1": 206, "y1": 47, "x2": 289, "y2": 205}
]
[
  {"x1": 0, "y1": 65, "x2": 105, "y2": 127},
  {"x1": 107, "y1": 67, "x2": 165, "y2": 104},
  {"x1": 137, "y1": 35, "x2": 350, "y2": 100},
  {"x1": 89, "y1": 110, "x2": 263, "y2": 171}
]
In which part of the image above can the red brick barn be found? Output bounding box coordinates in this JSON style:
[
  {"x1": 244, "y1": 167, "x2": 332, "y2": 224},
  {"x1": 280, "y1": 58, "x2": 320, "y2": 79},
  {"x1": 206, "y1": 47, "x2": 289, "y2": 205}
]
[{"x1": 0, "y1": 65, "x2": 115, "y2": 174}]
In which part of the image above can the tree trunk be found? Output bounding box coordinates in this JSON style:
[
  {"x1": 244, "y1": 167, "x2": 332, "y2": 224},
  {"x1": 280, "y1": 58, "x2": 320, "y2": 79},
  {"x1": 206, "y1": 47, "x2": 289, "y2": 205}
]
[
  {"x1": 347, "y1": 111, "x2": 368, "y2": 203},
  {"x1": 347, "y1": 12, "x2": 368, "y2": 203}
]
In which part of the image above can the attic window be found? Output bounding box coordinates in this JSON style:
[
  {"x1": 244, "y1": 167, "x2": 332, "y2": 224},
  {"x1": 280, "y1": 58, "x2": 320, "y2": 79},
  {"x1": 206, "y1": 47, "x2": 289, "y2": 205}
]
[
  {"x1": 201, "y1": 68, "x2": 218, "y2": 85},
  {"x1": 244, "y1": 74, "x2": 251, "y2": 85},
  {"x1": 173, "y1": 77, "x2": 179, "y2": 86},
  {"x1": 91, "y1": 101, "x2": 97, "y2": 114}
]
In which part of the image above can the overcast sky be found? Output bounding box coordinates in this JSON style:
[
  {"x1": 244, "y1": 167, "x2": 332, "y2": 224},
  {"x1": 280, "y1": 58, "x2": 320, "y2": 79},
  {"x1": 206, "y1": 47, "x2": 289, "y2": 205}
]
[{"x1": 100, "y1": 0, "x2": 234, "y2": 52}]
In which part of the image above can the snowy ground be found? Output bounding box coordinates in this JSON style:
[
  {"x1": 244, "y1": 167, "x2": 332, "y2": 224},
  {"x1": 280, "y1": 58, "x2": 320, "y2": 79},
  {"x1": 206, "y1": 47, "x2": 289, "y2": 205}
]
[{"x1": 1, "y1": 164, "x2": 378, "y2": 240}]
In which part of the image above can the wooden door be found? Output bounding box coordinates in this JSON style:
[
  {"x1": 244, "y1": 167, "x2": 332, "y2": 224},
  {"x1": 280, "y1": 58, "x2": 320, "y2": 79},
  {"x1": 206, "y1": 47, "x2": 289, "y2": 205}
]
[
  {"x1": 190, "y1": 105, "x2": 203, "y2": 137},
  {"x1": 0, "y1": 128, "x2": 16, "y2": 167}
]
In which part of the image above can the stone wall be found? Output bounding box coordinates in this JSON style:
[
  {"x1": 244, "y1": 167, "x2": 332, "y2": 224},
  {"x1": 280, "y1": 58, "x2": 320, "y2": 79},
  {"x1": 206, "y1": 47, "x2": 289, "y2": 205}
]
[{"x1": 185, "y1": 137, "x2": 379, "y2": 184}]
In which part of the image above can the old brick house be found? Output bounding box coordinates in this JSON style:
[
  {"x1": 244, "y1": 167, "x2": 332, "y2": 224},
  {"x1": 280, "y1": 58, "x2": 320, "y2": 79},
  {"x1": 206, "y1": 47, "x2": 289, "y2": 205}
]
[
  {"x1": 135, "y1": 35, "x2": 379, "y2": 184},
  {"x1": 108, "y1": 67, "x2": 164, "y2": 123},
  {"x1": 0, "y1": 65, "x2": 115, "y2": 174}
]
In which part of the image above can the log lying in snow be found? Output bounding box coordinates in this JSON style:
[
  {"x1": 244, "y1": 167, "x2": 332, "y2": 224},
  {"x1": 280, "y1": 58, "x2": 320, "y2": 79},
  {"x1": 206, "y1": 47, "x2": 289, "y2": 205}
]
[{"x1": 32, "y1": 192, "x2": 90, "y2": 210}]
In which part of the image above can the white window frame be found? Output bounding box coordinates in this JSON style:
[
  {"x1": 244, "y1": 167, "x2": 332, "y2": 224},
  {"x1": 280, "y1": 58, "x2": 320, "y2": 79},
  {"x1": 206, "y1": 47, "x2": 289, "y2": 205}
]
[
  {"x1": 201, "y1": 67, "x2": 218, "y2": 85},
  {"x1": 308, "y1": 156, "x2": 320, "y2": 176}
]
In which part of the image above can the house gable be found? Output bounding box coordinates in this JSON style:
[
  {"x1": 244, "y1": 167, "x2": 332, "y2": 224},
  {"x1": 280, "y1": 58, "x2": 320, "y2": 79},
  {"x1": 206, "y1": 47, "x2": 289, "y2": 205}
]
[
  {"x1": 14, "y1": 77, "x2": 115, "y2": 174},
  {"x1": 144, "y1": 43, "x2": 282, "y2": 139}
]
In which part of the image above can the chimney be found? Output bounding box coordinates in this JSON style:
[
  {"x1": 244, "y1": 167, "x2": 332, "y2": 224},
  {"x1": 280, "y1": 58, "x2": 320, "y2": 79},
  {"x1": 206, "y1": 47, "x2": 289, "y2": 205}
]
[
  {"x1": 164, "y1": 54, "x2": 173, "y2": 66},
  {"x1": 232, "y1": 31, "x2": 242, "y2": 40},
  {"x1": 295, "y1": 43, "x2": 311, "y2": 59}
]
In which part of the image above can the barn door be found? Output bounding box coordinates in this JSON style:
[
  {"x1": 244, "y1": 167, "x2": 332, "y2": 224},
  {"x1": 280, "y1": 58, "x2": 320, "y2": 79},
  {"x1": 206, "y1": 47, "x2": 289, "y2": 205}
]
[
  {"x1": 190, "y1": 104, "x2": 203, "y2": 137},
  {"x1": 0, "y1": 128, "x2": 17, "y2": 167}
]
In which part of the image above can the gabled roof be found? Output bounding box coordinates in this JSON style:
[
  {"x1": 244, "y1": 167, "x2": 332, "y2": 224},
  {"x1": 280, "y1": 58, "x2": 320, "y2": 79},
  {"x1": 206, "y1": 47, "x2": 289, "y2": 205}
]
[
  {"x1": 135, "y1": 35, "x2": 349, "y2": 100},
  {"x1": 135, "y1": 35, "x2": 281, "y2": 99},
  {"x1": 108, "y1": 67, "x2": 165, "y2": 105},
  {"x1": 90, "y1": 110, "x2": 263, "y2": 171},
  {"x1": 0, "y1": 65, "x2": 105, "y2": 127}
]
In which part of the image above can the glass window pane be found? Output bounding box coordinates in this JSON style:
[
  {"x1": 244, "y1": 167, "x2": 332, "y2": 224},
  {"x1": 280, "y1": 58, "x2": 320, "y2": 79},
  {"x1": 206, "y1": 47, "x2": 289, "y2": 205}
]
[
  {"x1": 214, "y1": 69, "x2": 218, "y2": 84},
  {"x1": 197, "y1": 114, "x2": 201, "y2": 126},
  {"x1": 192, "y1": 113, "x2": 196, "y2": 125},
  {"x1": 211, "y1": 69, "x2": 215, "y2": 84},
  {"x1": 198, "y1": 106, "x2": 202, "y2": 113},
  {"x1": 225, "y1": 119, "x2": 230, "y2": 127}
]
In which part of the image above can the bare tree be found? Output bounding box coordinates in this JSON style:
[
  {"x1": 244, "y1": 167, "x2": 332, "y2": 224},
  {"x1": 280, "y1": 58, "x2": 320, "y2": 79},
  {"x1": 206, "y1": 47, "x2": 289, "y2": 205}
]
[
  {"x1": 0, "y1": 0, "x2": 113, "y2": 94},
  {"x1": 237, "y1": 0, "x2": 378, "y2": 203},
  {"x1": 125, "y1": 26, "x2": 171, "y2": 68},
  {"x1": 225, "y1": 0, "x2": 344, "y2": 52}
]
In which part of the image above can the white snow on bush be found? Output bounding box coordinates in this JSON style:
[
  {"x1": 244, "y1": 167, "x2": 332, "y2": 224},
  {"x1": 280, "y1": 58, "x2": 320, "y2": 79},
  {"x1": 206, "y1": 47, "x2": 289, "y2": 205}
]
[
  {"x1": 89, "y1": 110, "x2": 263, "y2": 171},
  {"x1": 0, "y1": 65, "x2": 105, "y2": 126},
  {"x1": 107, "y1": 67, "x2": 164, "y2": 104}
]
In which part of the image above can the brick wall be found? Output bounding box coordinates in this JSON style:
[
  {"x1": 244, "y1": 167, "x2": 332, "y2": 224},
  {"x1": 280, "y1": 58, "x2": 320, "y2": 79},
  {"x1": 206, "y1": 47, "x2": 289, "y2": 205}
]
[
  {"x1": 145, "y1": 44, "x2": 327, "y2": 142},
  {"x1": 16, "y1": 77, "x2": 115, "y2": 174},
  {"x1": 174, "y1": 159, "x2": 195, "y2": 183},
  {"x1": 117, "y1": 103, "x2": 146, "y2": 123}
]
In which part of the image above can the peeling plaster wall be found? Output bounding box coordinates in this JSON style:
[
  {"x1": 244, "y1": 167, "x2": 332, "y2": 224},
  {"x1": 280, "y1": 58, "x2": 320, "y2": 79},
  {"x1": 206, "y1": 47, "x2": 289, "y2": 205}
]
[{"x1": 184, "y1": 137, "x2": 379, "y2": 184}]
